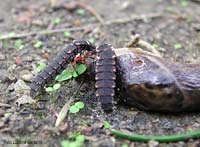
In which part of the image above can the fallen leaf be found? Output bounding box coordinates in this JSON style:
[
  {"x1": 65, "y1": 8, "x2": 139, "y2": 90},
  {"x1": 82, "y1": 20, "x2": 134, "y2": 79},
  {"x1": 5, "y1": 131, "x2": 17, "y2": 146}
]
[{"x1": 55, "y1": 98, "x2": 73, "y2": 127}]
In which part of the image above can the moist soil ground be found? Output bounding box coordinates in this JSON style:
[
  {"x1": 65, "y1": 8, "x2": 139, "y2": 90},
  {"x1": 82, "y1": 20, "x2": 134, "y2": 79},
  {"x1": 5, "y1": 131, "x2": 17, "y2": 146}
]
[{"x1": 0, "y1": 0, "x2": 200, "y2": 147}]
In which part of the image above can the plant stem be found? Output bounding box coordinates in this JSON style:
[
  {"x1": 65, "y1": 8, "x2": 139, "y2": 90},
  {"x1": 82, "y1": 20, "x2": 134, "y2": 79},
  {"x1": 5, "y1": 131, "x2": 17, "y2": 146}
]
[{"x1": 111, "y1": 129, "x2": 200, "y2": 143}]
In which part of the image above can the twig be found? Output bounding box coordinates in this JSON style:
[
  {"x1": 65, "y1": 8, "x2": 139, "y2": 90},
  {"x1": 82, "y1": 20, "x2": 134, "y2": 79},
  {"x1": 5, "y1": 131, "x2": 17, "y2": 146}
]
[
  {"x1": 127, "y1": 34, "x2": 162, "y2": 57},
  {"x1": 104, "y1": 12, "x2": 162, "y2": 25},
  {"x1": 0, "y1": 12, "x2": 162, "y2": 40},
  {"x1": 0, "y1": 25, "x2": 95, "y2": 40},
  {"x1": 0, "y1": 102, "x2": 11, "y2": 108},
  {"x1": 137, "y1": 39, "x2": 162, "y2": 57},
  {"x1": 126, "y1": 34, "x2": 140, "y2": 47}
]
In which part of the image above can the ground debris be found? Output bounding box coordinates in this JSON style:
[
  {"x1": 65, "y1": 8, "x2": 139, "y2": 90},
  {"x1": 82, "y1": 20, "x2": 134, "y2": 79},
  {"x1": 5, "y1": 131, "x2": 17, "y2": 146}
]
[{"x1": 14, "y1": 79, "x2": 30, "y2": 96}]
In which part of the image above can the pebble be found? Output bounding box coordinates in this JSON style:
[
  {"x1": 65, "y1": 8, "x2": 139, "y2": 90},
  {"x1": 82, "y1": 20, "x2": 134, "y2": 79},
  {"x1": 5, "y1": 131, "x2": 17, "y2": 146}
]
[
  {"x1": 148, "y1": 140, "x2": 159, "y2": 147},
  {"x1": 0, "y1": 121, "x2": 4, "y2": 128},
  {"x1": 0, "y1": 69, "x2": 9, "y2": 82},
  {"x1": 8, "y1": 83, "x2": 15, "y2": 92},
  {"x1": 19, "y1": 70, "x2": 34, "y2": 82},
  {"x1": 22, "y1": 55, "x2": 33, "y2": 62},
  {"x1": 192, "y1": 23, "x2": 200, "y2": 31},
  {"x1": 0, "y1": 17, "x2": 3, "y2": 22},
  {"x1": 14, "y1": 79, "x2": 30, "y2": 96},
  {"x1": 0, "y1": 108, "x2": 5, "y2": 117},
  {"x1": 15, "y1": 94, "x2": 35, "y2": 106},
  {"x1": 0, "y1": 53, "x2": 5, "y2": 60}
]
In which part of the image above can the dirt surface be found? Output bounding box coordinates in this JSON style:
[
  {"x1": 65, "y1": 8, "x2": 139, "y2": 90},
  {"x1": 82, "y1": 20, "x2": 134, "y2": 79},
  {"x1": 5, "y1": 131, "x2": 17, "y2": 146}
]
[{"x1": 0, "y1": 0, "x2": 200, "y2": 147}]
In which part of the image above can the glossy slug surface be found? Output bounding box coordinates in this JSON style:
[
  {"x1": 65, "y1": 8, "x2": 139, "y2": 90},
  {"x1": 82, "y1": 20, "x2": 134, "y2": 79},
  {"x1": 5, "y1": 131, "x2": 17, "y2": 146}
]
[{"x1": 115, "y1": 48, "x2": 200, "y2": 112}]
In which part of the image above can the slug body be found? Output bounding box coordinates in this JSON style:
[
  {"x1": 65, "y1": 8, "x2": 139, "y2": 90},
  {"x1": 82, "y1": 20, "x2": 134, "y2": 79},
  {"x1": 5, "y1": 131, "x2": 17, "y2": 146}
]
[{"x1": 115, "y1": 48, "x2": 200, "y2": 112}]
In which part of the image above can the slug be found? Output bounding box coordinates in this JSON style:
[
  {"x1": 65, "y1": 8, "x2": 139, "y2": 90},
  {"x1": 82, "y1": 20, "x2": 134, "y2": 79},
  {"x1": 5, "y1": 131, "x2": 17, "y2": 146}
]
[{"x1": 115, "y1": 47, "x2": 200, "y2": 112}]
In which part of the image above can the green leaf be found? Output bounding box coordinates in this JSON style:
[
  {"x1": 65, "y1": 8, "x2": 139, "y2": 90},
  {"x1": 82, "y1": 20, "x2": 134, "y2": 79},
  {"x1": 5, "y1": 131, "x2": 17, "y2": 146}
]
[
  {"x1": 166, "y1": 6, "x2": 174, "y2": 12},
  {"x1": 180, "y1": 0, "x2": 188, "y2": 7},
  {"x1": 0, "y1": 32, "x2": 15, "y2": 40},
  {"x1": 64, "y1": 31, "x2": 71, "y2": 37},
  {"x1": 74, "y1": 102, "x2": 85, "y2": 109},
  {"x1": 153, "y1": 43, "x2": 159, "y2": 48},
  {"x1": 75, "y1": 64, "x2": 87, "y2": 75},
  {"x1": 104, "y1": 121, "x2": 110, "y2": 129},
  {"x1": 46, "y1": 87, "x2": 54, "y2": 92},
  {"x1": 72, "y1": 71, "x2": 79, "y2": 78},
  {"x1": 174, "y1": 43, "x2": 182, "y2": 49},
  {"x1": 34, "y1": 41, "x2": 43, "y2": 48},
  {"x1": 121, "y1": 144, "x2": 128, "y2": 147},
  {"x1": 76, "y1": 9, "x2": 85, "y2": 15},
  {"x1": 56, "y1": 70, "x2": 73, "y2": 82},
  {"x1": 15, "y1": 39, "x2": 24, "y2": 50},
  {"x1": 53, "y1": 83, "x2": 61, "y2": 90},
  {"x1": 61, "y1": 140, "x2": 70, "y2": 147},
  {"x1": 69, "y1": 132, "x2": 81, "y2": 139},
  {"x1": 76, "y1": 135, "x2": 85, "y2": 142},
  {"x1": 88, "y1": 37, "x2": 95, "y2": 44},
  {"x1": 69, "y1": 105, "x2": 79, "y2": 113},
  {"x1": 69, "y1": 141, "x2": 82, "y2": 147},
  {"x1": 37, "y1": 63, "x2": 46, "y2": 72},
  {"x1": 54, "y1": 17, "x2": 61, "y2": 25}
]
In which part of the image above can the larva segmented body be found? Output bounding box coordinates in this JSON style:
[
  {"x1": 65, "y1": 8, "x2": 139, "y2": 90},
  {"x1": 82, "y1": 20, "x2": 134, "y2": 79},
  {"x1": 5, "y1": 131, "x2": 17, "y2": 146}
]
[
  {"x1": 95, "y1": 44, "x2": 116, "y2": 113},
  {"x1": 30, "y1": 40, "x2": 95, "y2": 98}
]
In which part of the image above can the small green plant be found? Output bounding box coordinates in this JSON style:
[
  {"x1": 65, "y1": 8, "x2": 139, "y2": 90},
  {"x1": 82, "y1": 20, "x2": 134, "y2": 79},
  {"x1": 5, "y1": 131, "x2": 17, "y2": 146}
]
[
  {"x1": 15, "y1": 39, "x2": 24, "y2": 50},
  {"x1": 64, "y1": 31, "x2": 71, "y2": 37},
  {"x1": 56, "y1": 70, "x2": 72, "y2": 82},
  {"x1": 74, "y1": 64, "x2": 87, "y2": 75},
  {"x1": 46, "y1": 83, "x2": 61, "y2": 101},
  {"x1": 69, "y1": 101, "x2": 85, "y2": 114},
  {"x1": 104, "y1": 121, "x2": 111, "y2": 129},
  {"x1": 55, "y1": 64, "x2": 87, "y2": 82},
  {"x1": 61, "y1": 134, "x2": 85, "y2": 147},
  {"x1": 180, "y1": 0, "x2": 188, "y2": 7},
  {"x1": 46, "y1": 83, "x2": 61, "y2": 93},
  {"x1": 54, "y1": 17, "x2": 61, "y2": 25},
  {"x1": 38, "y1": 111, "x2": 46, "y2": 119},
  {"x1": 37, "y1": 63, "x2": 46, "y2": 73},
  {"x1": 34, "y1": 40, "x2": 43, "y2": 48},
  {"x1": 0, "y1": 32, "x2": 15, "y2": 40},
  {"x1": 88, "y1": 37, "x2": 95, "y2": 44},
  {"x1": 76, "y1": 9, "x2": 85, "y2": 16},
  {"x1": 166, "y1": 6, "x2": 174, "y2": 13},
  {"x1": 153, "y1": 43, "x2": 159, "y2": 48},
  {"x1": 174, "y1": 43, "x2": 182, "y2": 49},
  {"x1": 121, "y1": 144, "x2": 128, "y2": 147}
]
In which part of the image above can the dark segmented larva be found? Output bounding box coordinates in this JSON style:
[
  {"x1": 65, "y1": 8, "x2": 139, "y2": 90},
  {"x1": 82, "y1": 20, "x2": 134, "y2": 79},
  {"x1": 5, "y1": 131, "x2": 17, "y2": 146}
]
[
  {"x1": 95, "y1": 44, "x2": 116, "y2": 113},
  {"x1": 30, "y1": 40, "x2": 95, "y2": 98}
]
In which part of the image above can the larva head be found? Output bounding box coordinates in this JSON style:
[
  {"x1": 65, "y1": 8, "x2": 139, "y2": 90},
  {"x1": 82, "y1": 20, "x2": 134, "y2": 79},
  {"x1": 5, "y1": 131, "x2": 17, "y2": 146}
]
[{"x1": 73, "y1": 40, "x2": 96, "y2": 53}]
